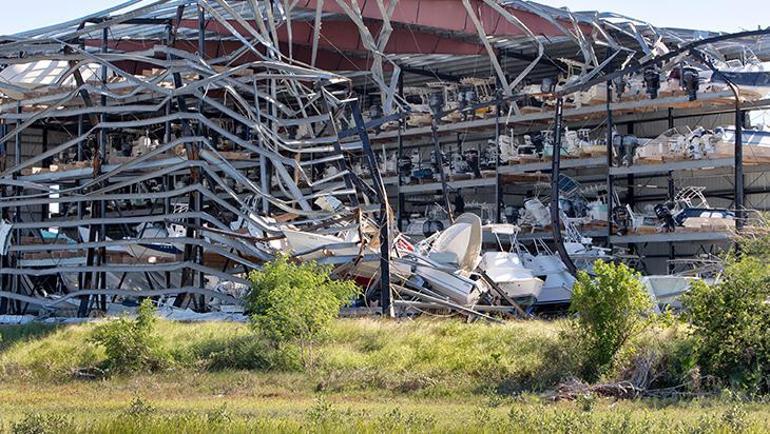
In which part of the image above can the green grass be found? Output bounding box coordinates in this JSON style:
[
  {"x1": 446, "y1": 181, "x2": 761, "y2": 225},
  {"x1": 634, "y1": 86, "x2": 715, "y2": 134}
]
[
  {"x1": 1, "y1": 377, "x2": 769, "y2": 433},
  {"x1": 0, "y1": 319, "x2": 572, "y2": 394},
  {"x1": 0, "y1": 318, "x2": 768, "y2": 433}
]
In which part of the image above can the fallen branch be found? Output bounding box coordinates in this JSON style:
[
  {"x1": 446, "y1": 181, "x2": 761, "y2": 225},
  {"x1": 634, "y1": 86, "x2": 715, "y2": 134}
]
[{"x1": 546, "y1": 377, "x2": 720, "y2": 401}]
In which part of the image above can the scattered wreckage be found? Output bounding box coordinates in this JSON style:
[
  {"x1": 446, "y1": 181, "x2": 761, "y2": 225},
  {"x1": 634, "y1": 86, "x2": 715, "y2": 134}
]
[{"x1": 0, "y1": 0, "x2": 768, "y2": 321}]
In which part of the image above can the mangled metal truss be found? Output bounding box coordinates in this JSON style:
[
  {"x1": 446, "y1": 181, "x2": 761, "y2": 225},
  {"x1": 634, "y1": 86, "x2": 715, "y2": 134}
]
[{"x1": 0, "y1": 0, "x2": 396, "y2": 316}]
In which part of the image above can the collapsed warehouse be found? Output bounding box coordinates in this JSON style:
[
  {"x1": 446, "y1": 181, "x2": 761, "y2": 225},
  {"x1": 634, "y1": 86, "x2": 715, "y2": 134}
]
[{"x1": 0, "y1": 0, "x2": 769, "y2": 320}]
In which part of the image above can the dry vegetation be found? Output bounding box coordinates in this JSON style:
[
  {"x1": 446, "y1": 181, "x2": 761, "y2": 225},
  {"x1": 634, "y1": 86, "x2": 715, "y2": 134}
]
[{"x1": 0, "y1": 318, "x2": 768, "y2": 433}]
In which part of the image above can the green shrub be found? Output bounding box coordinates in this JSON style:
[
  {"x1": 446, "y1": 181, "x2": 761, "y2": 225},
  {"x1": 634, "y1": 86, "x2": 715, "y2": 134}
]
[
  {"x1": 122, "y1": 396, "x2": 157, "y2": 418},
  {"x1": 89, "y1": 299, "x2": 169, "y2": 374},
  {"x1": 246, "y1": 256, "x2": 359, "y2": 367},
  {"x1": 11, "y1": 413, "x2": 74, "y2": 434},
  {"x1": 683, "y1": 257, "x2": 770, "y2": 392},
  {"x1": 568, "y1": 260, "x2": 656, "y2": 381},
  {"x1": 202, "y1": 334, "x2": 303, "y2": 372}
]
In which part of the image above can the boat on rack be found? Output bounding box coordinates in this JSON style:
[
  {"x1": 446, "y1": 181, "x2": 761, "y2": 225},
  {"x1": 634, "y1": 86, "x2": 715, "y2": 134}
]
[
  {"x1": 282, "y1": 230, "x2": 355, "y2": 260},
  {"x1": 711, "y1": 58, "x2": 770, "y2": 97}
]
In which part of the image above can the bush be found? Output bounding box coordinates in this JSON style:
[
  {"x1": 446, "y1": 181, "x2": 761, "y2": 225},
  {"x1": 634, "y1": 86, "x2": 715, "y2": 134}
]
[
  {"x1": 683, "y1": 257, "x2": 770, "y2": 392},
  {"x1": 90, "y1": 299, "x2": 169, "y2": 374},
  {"x1": 246, "y1": 256, "x2": 359, "y2": 367},
  {"x1": 568, "y1": 260, "x2": 655, "y2": 381},
  {"x1": 122, "y1": 396, "x2": 157, "y2": 418},
  {"x1": 613, "y1": 323, "x2": 699, "y2": 391},
  {"x1": 11, "y1": 413, "x2": 74, "y2": 434},
  {"x1": 202, "y1": 334, "x2": 303, "y2": 372}
]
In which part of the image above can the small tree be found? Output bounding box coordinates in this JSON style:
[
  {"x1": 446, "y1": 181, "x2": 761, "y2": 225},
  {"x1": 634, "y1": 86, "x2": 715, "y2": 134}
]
[
  {"x1": 90, "y1": 299, "x2": 167, "y2": 373},
  {"x1": 683, "y1": 257, "x2": 770, "y2": 392},
  {"x1": 246, "y1": 256, "x2": 359, "y2": 367},
  {"x1": 568, "y1": 260, "x2": 655, "y2": 381}
]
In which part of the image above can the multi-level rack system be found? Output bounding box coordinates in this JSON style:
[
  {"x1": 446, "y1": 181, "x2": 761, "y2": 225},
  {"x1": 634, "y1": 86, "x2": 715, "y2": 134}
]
[{"x1": 355, "y1": 83, "x2": 770, "y2": 273}]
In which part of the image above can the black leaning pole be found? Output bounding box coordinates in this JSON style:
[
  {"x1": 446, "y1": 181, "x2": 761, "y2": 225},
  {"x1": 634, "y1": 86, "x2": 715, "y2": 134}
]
[
  {"x1": 350, "y1": 101, "x2": 393, "y2": 317},
  {"x1": 429, "y1": 97, "x2": 454, "y2": 224},
  {"x1": 549, "y1": 97, "x2": 578, "y2": 276},
  {"x1": 605, "y1": 80, "x2": 614, "y2": 243},
  {"x1": 735, "y1": 107, "x2": 744, "y2": 233}
]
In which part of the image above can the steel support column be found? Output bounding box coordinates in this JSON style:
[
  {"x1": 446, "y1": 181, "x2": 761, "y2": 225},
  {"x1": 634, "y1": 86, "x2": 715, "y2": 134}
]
[
  {"x1": 666, "y1": 107, "x2": 676, "y2": 262},
  {"x1": 0, "y1": 122, "x2": 7, "y2": 313},
  {"x1": 550, "y1": 98, "x2": 577, "y2": 276},
  {"x1": 605, "y1": 81, "x2": 614, "y2": 243},
  {"x1": 40, "y1": 126, "x2": 49, "y2": 221},
  {"x1": 351, "y1": 102, "x2": 393, "y2": 317},
  {"x1": 195, "y1": 4, "x2": 206, "y2": 301},
  {"x1": 494, "y1": 87, "x2": 502, "y2": 223},
  {"x1": 626, "y1": 122, "x2": 635, "y2": 208},
  {"x1": 430, "y1": 117, "x2": 453, "y2": 224},
  {"x1": 97, "y1": 26, "x2": 109, "y2": 312},
  {"x1": 735, "y1": 108, "x2": 745, "y2": 232},
  {"x1": 396, "y1": 73, "x2": 405, "y2": 231},
  {"x1": 13, "y1": 104, "x2": 22, "y2": 310}
]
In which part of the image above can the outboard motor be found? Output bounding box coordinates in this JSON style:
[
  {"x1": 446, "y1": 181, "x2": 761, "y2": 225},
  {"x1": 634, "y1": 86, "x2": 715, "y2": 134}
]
[
  {"x1": 120, "y1": 139, "x2": 132, "y2": 157},
  {"x1": 681, "y1": 67, "x2": 700, "y2": 101},
  {"x1": 422, "y1": 220, "x2": 445, "y2": 238},
  {"x1": 429, "y1": 91, "x2": 444, "y2": 118},
  {"x1": 571, "y1": 197, "x2": 589, "y2": 218},
  {"x1": 503, "y1": 205, "x2": 518, "y2": 224},
  {"x1": 458, "y1": 85, "x2": 471, "y2": 117},
  {"x1": 518, "y1": 135, "x2": 537, "y2": 156},
  {"x1": 613, "y1": 134, "x2": 640, "y2": 166},
  {"x1": 463, "y1": 150, "x2": 481, "y2": 178},
  {"x1": 613, "y1": 76, "x2": 627, "y2": 99},
  {"x1": 643, "y1": 68, "x2": 661, "y2": 99},
  {"x1": 654, "y1": 202, "x2": 677, "y2": 232},
  {"x1": 430, "y1": 149, "x2": 446, "y2": 176},
  {"x1": 612, "y1": 205, "x2": 632, "y2": 235},
  {"x1": 368, "y1": 103, "x2": 383, "y2": 120},
  {"x1": 541, "y1": 77, "x2": 556, "y2": 94},
  {"x1": 531, "y1": 132, "x2": 545, "y2": 157},
  {"x1": 459, "y1": 86, "x2": 478, "y2": 119},
  {"x1": 398, "y1": 156, "x2": 413, "y2": 184}
]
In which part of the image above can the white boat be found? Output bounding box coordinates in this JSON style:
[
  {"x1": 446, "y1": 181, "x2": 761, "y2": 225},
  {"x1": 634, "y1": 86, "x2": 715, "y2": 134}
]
[
  {"x1": 427, "y1": 213, "x2": 482, "y2": 272},
  {"x1": 641, "y1": 275, "x2": 700, "y2": 311},
  {"x1": 283, "y1": 230, "x2": 345, "y2": 260},
  {"x1": 128, "y1": 222, "x2": 185, "y2": 259},
  {"x1": 565, "y1": 240, "x2": 612, "y2": 274},
  {"x1": 77, "y1": 219, "x2": 187, "y2": 262},
  {"x1": 413, "y1": 264, "x2": 482, "y2": 306},
  {"x1": 711, "y1": 59, "x2": 770, "y2": 97},
  {"x1": 520, "y1": 252, "x2": 576, "y2": 305},
  {"x1": 479, "y1": 251, "x2": 544, "y2": 300},
  {"x1": 713, "y1": 127, "x2": 770, "y2": 162},
  {"x1": 283, "y1": 229, "x2": 362, "y2": 260},
  {"x1": 477, "y1": 224, "x2": 544, "y2": 303},
  {"x1": 479, "y1": 224, "x2": 574, "y2": 306}
]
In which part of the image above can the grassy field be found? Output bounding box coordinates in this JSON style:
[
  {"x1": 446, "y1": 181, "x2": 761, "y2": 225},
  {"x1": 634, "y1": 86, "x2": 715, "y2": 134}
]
[{"x1": 0, "y1": 319, "x2": 767, "y2": 433}]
